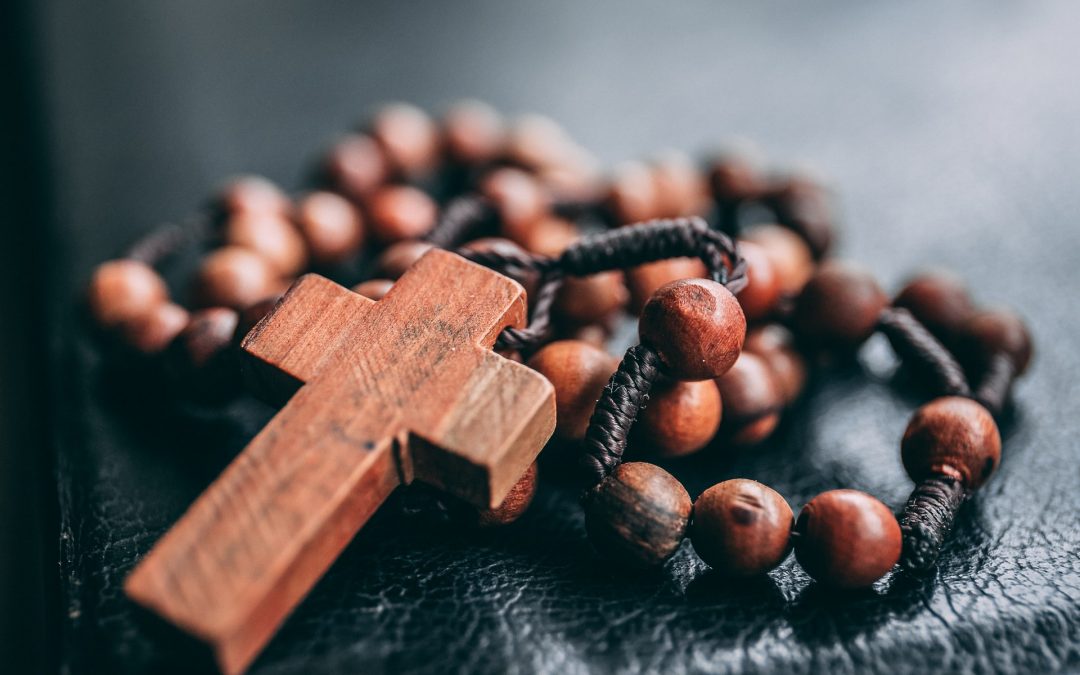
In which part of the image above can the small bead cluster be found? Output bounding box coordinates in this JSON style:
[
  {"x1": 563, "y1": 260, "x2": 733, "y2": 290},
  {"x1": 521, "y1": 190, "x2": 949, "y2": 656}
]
[{"x1": 85, "y1": 101, "x2": 1032, "y2": 587}]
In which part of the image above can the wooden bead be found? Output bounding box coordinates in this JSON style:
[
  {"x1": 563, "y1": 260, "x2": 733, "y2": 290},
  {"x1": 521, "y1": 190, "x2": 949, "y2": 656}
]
[
  {"x1": 626, "y1": 257, "x2": 707, "y2": 316},
  {"x1": 902, "y1": 396, "x2": 1001, "y2": 490},
  {"x1": 370, "y1": 103, "x2": 439, "y2": 177},
  {"x1": 223, "y1": 212, "x2": 308, "y2": 276},
  {"x1": 194, "y1": 246, "x2": 282, "y2": 310},
  {"x1": 471, "y1": 462, "x2": 538, "y2": 527},
  {"x1": 690, "y1": 479, "x2": 793, "y2": 576},
  {"x1": 651, "y1": 151, "x2": 710, "y2": 218},
  {"x1": 442, "y1": 100, "x2": 505, "y2": 165},
  {"x1": 714, "y1": 352, "x2": 783, "y2": 445},
  {"x1": 164, "y1": 307, "x2": 242, "y2": 401},
  {"x1": 217, "y1": 175, "x2": 291, "y2": 218},
  {"x1": 480, "y1": 168, "x2": 550, "y2": 243},
  {"x1": 744, "y1": 325, "x2": 806, "y2": 405},
  {"x1": 793, "y1": 261, "x2": 888, "y2": 348},
  {"x1": 351, "y1": 279, "x2": 394, "y2": 301},
  {"x1": 607, "y1": 160, "x2": 660, "y2": 224},
  {"x1": 635, "y1": 378, "x2": 722, "y2": 458},
  {"x1": 295, "y1": 191, "x2": 365, "y2": 265},
  {"x1": 742, "y1": 224, "x2": 814, "y2": 295},
  {"x1": 118, "y1": 302, "x2": 190, "y2": 355},
  {"x1": 324, "y1": 134, "x2": 388, "y2": 199},
  {"x1": 87, "y1": 259, "x2": 169, "y2": 328},
  {"x1": 893, "y1": 271, "x2": 976, "y2": 340},
  {"x1": 959, "y1": 309, "x2": 1033, "y2": 375},
  {"x1": 583, "y1": 462, "x2": 692, "y2": 567},
  {"x1": 709, "y1": 154, "x2": 768, "y2": 202},
  {"x1": 767, "y1": 175, "x2": 835, "y2": 258},
  {"x1": 517, "y1": 216, "x2": 579, "y2": 256},
  {"x1": 505, "y1": 114, "x2": 573, "y2": 170},
  {"x1": 367, "y1": 185, "x2": 438, "y2": 243},
  {"x1": 639, "y1": 279, "x2": 747, "y2": 381},
  {"x1": 373, "y1": 240, "x2": 435, "y2": 280},
  {"x1": 554, "y1": 272, "x2": 629, "y2": 326},
  {"x1": 735, "y1": 241, "x2": 782, "y2": 321},
  {"x1": 793, "y1": 490, "x2": 902, "y2": 589},
  {"x1": 557, "y1": 322, "x2": 611, "y2": 348},
  {"x1": 527, "y1": 340, "x2": 617, "y2": 441}
]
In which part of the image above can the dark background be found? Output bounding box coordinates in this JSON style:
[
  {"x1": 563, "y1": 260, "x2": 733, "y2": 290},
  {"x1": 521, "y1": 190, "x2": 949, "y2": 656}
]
[{"x1": 3, "y1": 1, "x2": 1079, "y2": 673}]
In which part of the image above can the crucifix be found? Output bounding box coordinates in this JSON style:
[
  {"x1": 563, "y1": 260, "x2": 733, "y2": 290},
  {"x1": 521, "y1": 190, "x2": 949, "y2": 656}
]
[{"x1": 125, "y1": 249, "x2": 556, "y2": 674}]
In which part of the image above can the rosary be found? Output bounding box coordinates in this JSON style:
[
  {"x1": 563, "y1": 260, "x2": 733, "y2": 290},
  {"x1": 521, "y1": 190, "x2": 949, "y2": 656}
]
[{"x1": 84, "y1": 101, "x2": 1032, "y2": 674}]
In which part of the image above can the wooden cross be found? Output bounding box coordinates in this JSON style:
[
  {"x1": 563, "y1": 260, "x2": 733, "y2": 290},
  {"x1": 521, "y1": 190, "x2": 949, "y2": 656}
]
[{"x1": 125, "y1": 249, "x2": 556, "y2": 674}]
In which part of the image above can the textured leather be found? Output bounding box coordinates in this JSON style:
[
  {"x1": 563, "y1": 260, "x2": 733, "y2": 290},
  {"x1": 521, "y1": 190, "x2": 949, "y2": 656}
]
[{"x1": 44, "y1": 1, "x2": 1080, "y2": 673}]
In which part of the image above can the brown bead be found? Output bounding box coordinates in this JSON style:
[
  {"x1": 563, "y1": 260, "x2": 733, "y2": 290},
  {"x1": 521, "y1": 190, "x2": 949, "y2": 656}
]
[
  {"x1": 690, "y1": 479, "x2": 793, "y2": 576},
  {"x1": 902, "y1": 396, "x2": 1001, "y2": 490},
  {"x1": 527, "y1": 340, "x2": 617, "y2": 441},
  {"x1": 87, "y1": 259, "x2": 169, "y2": 329},
  {"x1": 793, "y1": 261, "x2": 888, "y2": 349},
  {"x1": 735, "y1": 241, "x2": 782, "y2": 321},
  {"x1": 118, "y1": 302, "x2": 189, "y2": 355},
  {"x1": 194, "y1": 246, "x2": 282, "y2": 310},
  {"x1": 373, "y1": 240, "x2": 435, "y2": 280},
  {"x1": 958, "y1": 309, "x2": 1033, "y2": 375},
  {"x1": 742, "y1": 224, "x2": 814, "y2": 295},
  {"x1": 709, "y1": 153, "x2": 768, "y2": 202},
  {"x1": 442, "y1": 100, "x2": 505, "y2": 165},
  {"x1": 794, "y1": 490, "x2": 902, "y2": 589},
  {"x1": 517, "y1": 216, "x2": 579, "y2": 257},
  {"x1": 744, "y1": 325, "x2": 806, "y2": 405},
  {"x1": 370, "y1": 103, "x2": 439, "y2": 177},
  {"x1": 635, "y1": 378, "x2": 722, "y2": 458},
  {"x1": 893, "y1": 271, "x2": 976, "y2": 340},
  {"x1": 505, "y1": 114, "x2": 573, "y2": 170},
  {"x1": 639, "y1": 279, "x2": 747, "y2": 381},
  {"x1": 223, "y1": 212, "x2": 308, "y2": 276},
  {"x1": 217, "y1": 175, "x2": 291, "y2": 218},
  {"x1": 626, "y1": 257, "x2": 707, "y2": 316},
  {"x1": 554, "y1": 272, "x2": 629, "y2": 326},
  {"x1": 557, "y1": 322, "x2": 611, "y2": 348},
  {"x1": 472, "y1": 462, "x2": 538, "y2": 527},
  {"x1": 651, "y1": 151, "x2": 710, "y2": 218},
  {"x1": 234, "y1": 295, "x2": 283, "y2": 344},
  {"x1": 164, "y1": 307, "x2": 242, "y2": 401},
  {"x1": 295, "y1": 191, "x2": 365, "y2": 265},
  {"x1": 714, "y1": 352, "x2": 783, "y2": 445},
  {"x1": 766, "y1": 175, "x2": 835, "y2": 258},
  {"x1": 583, "y1": 462, "x2": 692, "y2": 567},
  {"x1": 607, "y1": 160, "x2": 661, "y2": 224},
  {"x1": 480, "y1": 168, "x2": 550, "y2": 243},
  {"x1": 351, "y1": 279, "x2": 394, "y2": 301},
  {"x1": 324, "y1": 134, "x2": 388, "y2": 199},
  {"x1": 537, "y1": 155, "x2": 605, "y2": 204},
  {"x1": 367, "y1": 185, "x2": 438, "y2": 243}
]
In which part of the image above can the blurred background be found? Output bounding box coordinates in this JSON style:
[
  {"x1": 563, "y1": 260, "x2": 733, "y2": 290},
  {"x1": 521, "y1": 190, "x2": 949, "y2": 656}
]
[{"x1": 3, "y1": 1, "x2": 1079, "y2": 672}]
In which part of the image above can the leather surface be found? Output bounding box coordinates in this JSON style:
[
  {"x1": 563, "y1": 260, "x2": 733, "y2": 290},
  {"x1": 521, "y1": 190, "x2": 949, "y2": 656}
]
[{"x1": 41, "y1": 1, "x2": 1080, "y2": 672}]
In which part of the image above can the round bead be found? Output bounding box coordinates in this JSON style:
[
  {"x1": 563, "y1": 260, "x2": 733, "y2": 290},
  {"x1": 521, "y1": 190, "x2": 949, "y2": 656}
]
[
  {"x1": 480, "y1": 168, "x2": 550, "y2": 243},
  {"x1": 164, "y1": 307, "x2": 242, "y2": 401},
  {"x1": 295, "y1": 191, "x2": 365, "y2": 265},
  {"x1": 607, "y1": 160, "x2": 660, "y2": 224},
  {"x1": 370, "y1": 103, "x2": 439, "y2": 177},
  {"x1": 554, "y1": 272, "x2": 629, "y2": 326},
  {"x1": 767, "y1": 175, "x2": 835, "y2": 258},
  {"x1": 87, "y1": 259, "x2": 169, "y2": 329},
  {"x1": 373, "y1": 240, "x2": 435, "y2": 280},
  {"x1": 217, "y1": 175, "x2": 291, "y2": 218},
  {"x1": 959, "y1": 309, "x2": 1033, "y2": 375},
  {"x1": 516, "y1": 216, "x2": 578, "y2": 257},
  {"x1": 527, "y1": 340, "x2": 617, "y2": 441},
  {"x1": 651, "y1": 151, "x2": 710, "y2": 218},
  {"x1": 793, "y1": 490, "x2": 902, "y2": 589},
  {"x1": 639, "y1": 278, "x2": 747, "y2": 381},
  {"x1": 194, "y1": 246, "x2": 282, "y2": 310},
  {"x1": 714, "y1": 352, "x2": 783, "y2": 445},
  {"x1": 690, "y1": 479, "x2": 793, "y2": 576},
  {"x1": 744, "y1": 325, "x2": 807, "y2": 405},
  {"x1": 793, "y1": 261, "x2": 888, "y2": 348},
  {"x1": 324, "y1": 134, "x2": 388, "y2": 199},
  {"x1": 709, "y1": 154, "x2": 768, "y2": 202},
  {"x1": 442, "y1": 100, "x2": 505, "y2": 165},
  {"x1": 735, "y1": 241, "x2": 782, "y2": 321},
  {"x1": 583, "y1": 462, "x2": 692, "y2": 568},
  {"x1": 625, "y1": 257, "x2": 707, "y2": 316},
  {"x1": 472, "y1": 462, "x2": 538, "y2": 527},
  {"x1": 893, "y1": 271, "x2": 976, "y2": 340},
  {"x1": 902, "y1": 396, "x2": 1001, "y2": 490},
  {"x1": 118, "y1": 302, "x2": 189, "y2": 355},
  {"x1": 223, "y1": 212, "x2": 308, "y2": 276},
  {"x1": 367, "y1": 185, "x2": 437, "y2": 243},
  {"x1": 351, "y1": 279, "x2": 394, "y2": 301},
  {"x1": 635, "y1": 378, "x2": 722, "y2": 458},
  {"x1": 505, "y1": 114, "x2": 573, "y2": 170},
  {"x1": 742, "y1": 224, "x2": 814, "y2": 295}
]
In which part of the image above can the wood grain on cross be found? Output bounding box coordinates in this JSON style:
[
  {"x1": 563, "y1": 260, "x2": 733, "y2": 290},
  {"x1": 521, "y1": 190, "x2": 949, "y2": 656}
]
[{"x1": 125, "y1": 249, "x2": 556, "y2": 674}]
